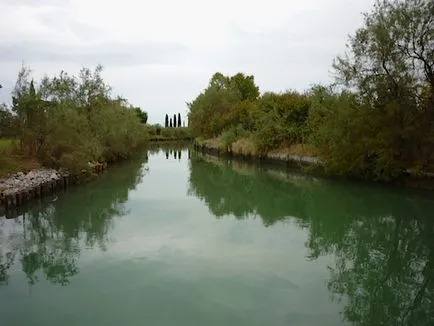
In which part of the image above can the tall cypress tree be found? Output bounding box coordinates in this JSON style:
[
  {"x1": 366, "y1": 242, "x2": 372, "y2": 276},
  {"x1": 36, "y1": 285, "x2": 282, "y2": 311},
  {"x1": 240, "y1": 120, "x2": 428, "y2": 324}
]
[
  {"x1": 165, "y1": 114, "x2": 169, "y2": 128},
  {"x1": 178, "y1": 113, "x2": 181, "y2": 127},
  {"x1": 173, "y1": 114, "x2": 177, "y2": 128},
  {"x1": 169, "y1": 118, "x2": 173, "y2": 128}
]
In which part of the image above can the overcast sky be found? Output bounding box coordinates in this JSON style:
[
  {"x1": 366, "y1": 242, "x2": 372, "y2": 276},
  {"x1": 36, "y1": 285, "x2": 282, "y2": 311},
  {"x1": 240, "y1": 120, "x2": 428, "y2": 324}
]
[{"x1": 0, "y1": 0, "x2": 374, "y2": 124}]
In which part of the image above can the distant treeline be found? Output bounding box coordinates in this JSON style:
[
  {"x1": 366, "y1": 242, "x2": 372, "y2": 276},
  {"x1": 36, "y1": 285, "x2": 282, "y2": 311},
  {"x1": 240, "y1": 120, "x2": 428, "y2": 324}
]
[
  {"x1": 164, "y1": 113, "x2": 186, "y2": 128},
  {"x1": 187, "y1": 0, "x2": 434, "y2": 181}
]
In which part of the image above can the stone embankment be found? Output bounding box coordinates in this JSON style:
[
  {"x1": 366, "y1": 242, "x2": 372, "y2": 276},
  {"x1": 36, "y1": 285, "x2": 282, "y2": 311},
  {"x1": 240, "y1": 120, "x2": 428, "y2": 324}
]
[
  {"x1": 0, "y1": 169, "x2": 70, "y2": 210},
  {"x1": 193, "y1": 142, "x2": 322, "y2": 167}
]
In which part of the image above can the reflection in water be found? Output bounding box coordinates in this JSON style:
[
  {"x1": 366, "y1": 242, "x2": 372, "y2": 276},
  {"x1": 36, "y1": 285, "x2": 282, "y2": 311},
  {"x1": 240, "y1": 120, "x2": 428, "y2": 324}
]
[
  {"x1": 188, "y1": 154, "x2": 434, "y2": 326},
  {"x1": 164, "y1": 150, "x2": 183, "y2": 161},
  {"x1": 1, "y1": 145, "x2": 433, "y2": 326},
  {"x1": 0, "y1": 153, "x2": 148, "y2": 287}
]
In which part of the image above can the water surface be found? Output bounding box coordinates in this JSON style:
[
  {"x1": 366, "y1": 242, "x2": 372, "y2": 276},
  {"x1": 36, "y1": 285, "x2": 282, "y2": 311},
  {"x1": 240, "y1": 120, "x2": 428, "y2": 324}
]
[{"x1": 1, "y1": 144, "x2": 433, "y2": 326}]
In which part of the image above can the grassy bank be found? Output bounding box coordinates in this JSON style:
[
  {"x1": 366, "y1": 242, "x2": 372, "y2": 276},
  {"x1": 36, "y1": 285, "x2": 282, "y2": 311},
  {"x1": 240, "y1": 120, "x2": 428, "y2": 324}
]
[{"x1": 196, "y1": 137, "x2": 318, "y2": 159}]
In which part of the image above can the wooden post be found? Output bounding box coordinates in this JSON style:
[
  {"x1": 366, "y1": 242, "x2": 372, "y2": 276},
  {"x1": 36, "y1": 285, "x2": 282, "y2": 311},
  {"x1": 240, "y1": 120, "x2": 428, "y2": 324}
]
[{"x1": 35, "y1": 185, "x2": 41, "y2": 197}]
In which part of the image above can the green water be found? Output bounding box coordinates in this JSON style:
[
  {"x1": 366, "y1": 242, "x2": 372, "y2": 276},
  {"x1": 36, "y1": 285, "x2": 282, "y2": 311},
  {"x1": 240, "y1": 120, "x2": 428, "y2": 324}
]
[{"x1": 1, "y1": 144, "x2": 433, "y2": 326}]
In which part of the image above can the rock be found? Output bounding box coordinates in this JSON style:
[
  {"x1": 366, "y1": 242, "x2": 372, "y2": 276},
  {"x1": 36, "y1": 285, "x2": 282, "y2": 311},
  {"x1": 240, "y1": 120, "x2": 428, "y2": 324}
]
[{"x1": 0, "y1": 168, "x2": 66, "y2": 208}]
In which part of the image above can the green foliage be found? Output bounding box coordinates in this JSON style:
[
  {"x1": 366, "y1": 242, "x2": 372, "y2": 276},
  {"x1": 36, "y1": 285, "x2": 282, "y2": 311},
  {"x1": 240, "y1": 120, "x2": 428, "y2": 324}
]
[
  {"x1": 254, "y1": 91, "x2": 311, "y2": 152},
  {"x1": 0, "y1": 105, "x2": 19, "y2": 138},
  {"x1": 9, "y1": 64, "x2": 146, "y2": 175},
  {"x1": 134, "y1": 108, "x2": 148, "y2": 124},
  {"x1": 188, "y1": 0, "x2": 434, "y2": 181},
  {"x1": 327, "y1": 0, "x2": 434, "y2": 179},
  {"x1": 165, "y1": 114, "x2": 169, "y2": 128},
  {"x1": 220, "y1": 129, "x2": 236, "y2": 150},
  {"x1": 187, "y1": 72, "x2": 259, "y2": 138},
  {"x1": 160, "y1": 127, "x2": 191, "y2": 140},
  {"x1": 147, "y1": 124, "x2": 162, "y2": 135}
]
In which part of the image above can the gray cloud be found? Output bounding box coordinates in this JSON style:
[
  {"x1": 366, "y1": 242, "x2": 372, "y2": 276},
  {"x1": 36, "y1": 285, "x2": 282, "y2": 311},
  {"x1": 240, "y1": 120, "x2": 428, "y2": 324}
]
[
  {"x1": 0, "y1": 0, "x2": 375, "y2": 123},
  {"x1": 0, "y1": 0, "x2": 69, "y2": 7},
  {"x1": 0, "y1": 41, "x2": 188, "y2": 67},
  {"x1": 37, "y1": 10, "x2": 104, "y2": 41}
]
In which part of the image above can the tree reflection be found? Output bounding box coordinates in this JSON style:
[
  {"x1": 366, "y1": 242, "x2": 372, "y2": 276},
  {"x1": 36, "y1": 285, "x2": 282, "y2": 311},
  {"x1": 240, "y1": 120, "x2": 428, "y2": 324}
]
[
  {"x1": 188, "y1": 154, "x2": 434, "y2": 325},
  {"x1": 0, "y1": 152, "x2": 147, "y2": 287}
]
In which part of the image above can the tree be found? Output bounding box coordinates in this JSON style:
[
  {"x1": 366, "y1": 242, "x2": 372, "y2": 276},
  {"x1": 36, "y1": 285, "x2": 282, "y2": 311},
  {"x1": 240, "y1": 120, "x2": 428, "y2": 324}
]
[
  {"x1": 229, "y1": 73, "x2": 260, "y2": 101},
  {"x1": 188, "y1": 72, "x2": 261, "y2": 138},
  {"x1": 7, "y1": 64, "x2": 145, "y2": 172},
  {"x1": 328, "y1": 0, "x2": 434, "y2": 179},
  {"x1": 169, "y1": 118, "x2": 173, "y2": 128},
  {"x1": 134, "y1": 107, "x2": 148, "y2": 124},
  {"x1": 173, "y1": 114, "x2": 177, "y2": 128},
  {"x1": 0, "y1": 105, "x2": 19, "y2": 138},
  {"x1": 165, "y1": 114, "x2": 169, "y2": 128},
  {"x1": 178, "y1": 113, "x2": 181, "y2": 127}
]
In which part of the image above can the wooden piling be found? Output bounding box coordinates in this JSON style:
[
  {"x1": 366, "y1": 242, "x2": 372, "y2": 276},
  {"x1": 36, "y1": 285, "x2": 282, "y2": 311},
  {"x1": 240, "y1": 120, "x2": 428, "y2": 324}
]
[{"x1": 1, "y1": 173, "x2": 72, "y2": 213}]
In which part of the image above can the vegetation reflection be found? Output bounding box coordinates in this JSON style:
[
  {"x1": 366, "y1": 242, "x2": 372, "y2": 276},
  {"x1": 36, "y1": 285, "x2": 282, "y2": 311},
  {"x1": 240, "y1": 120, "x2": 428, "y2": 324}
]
[
  {"x1": 0, "y1": 153, "x2": 147, "y2": 286},
  {"x1": 188, "y1": 154, "x2": 434, "y2": 326}
]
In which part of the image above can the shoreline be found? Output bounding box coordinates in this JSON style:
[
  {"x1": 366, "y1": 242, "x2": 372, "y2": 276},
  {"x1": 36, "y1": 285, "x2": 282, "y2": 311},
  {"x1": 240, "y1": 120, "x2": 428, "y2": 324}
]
[
  {"x1": 193, "y1": 141, "x2": 434, "y2": 191},
  {"x1": 0, "y1": 169, "x2": 70, "y2": 215},
  {"x1": 148, "y1": 137, "x2": 194, "y2": 142},
  {"x1": 0, "y1": 139, "x2": 188, "y2": 214},
  {"x1": 193, "y1": 142, "x2": 322, "y2": 168},
  {"x1": 0, "y1": 161, "x2": 106, "y2": 215}
]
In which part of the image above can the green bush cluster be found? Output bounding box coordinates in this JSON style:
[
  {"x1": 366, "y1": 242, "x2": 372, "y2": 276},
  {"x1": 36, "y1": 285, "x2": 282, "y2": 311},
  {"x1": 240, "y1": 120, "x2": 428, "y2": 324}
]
[
  {"x1": 188, "y1": 0, "x2": 434, "y2": 181},
  {"x1": 160, "y1": 127, "x2": 191, "y2": 140},
  {"x1": 144, "y1": 124, "x2": 191, "y2": 140},
  {"x1": 5, "y1": 65, "x2": 147, "y2": 175}
]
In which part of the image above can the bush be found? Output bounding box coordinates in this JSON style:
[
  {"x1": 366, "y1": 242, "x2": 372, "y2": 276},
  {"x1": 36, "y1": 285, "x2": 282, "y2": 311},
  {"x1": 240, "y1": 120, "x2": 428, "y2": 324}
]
[
  {"x1": 160, "y1": 127, "x2": 192, "y2": 140},
  {"x1": 9, "y1": 65, "x2": 147, "y2": 176},
  {"x1": 220, "y1": 129, "x2": 236, "y2": 150}
]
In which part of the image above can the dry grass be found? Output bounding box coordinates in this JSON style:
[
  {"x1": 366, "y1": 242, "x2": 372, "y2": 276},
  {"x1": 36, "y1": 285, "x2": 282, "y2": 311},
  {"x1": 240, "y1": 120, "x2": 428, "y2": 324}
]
[
  {"x1": 232, "y1": 138, "x2": 258, "y2": 156},
  {"x1": 269, "y1": 143, "x2": 319, "y2": 157},
  {"x1": 202, "y1": 138, "x2": 225, "y2": 150}
]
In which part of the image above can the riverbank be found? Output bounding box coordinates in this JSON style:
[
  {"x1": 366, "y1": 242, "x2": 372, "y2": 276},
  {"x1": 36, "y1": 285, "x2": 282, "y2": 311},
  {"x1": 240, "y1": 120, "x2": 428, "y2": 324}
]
[
  {"x1": 0, "y1": 169, "x2": 69, "y2": 214},
  {"x1": 193, "y1": 140, "x2": 434, "y2": 190},
  {"x1": 148, "y1": 136, "x2": 193, "y2": 142},
  {"x1": 0, "y1": 160, "x2": 108, "y2": 215},
  {"x1": 193, "y1": 139, "x2": 322, "y2": 168}
]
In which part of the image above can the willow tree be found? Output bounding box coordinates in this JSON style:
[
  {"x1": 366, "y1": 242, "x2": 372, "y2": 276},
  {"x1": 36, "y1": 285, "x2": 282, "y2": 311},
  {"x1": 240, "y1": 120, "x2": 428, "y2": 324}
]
[{"x1": 324, "y1": 0, "x2": 434, "y2": 179}]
